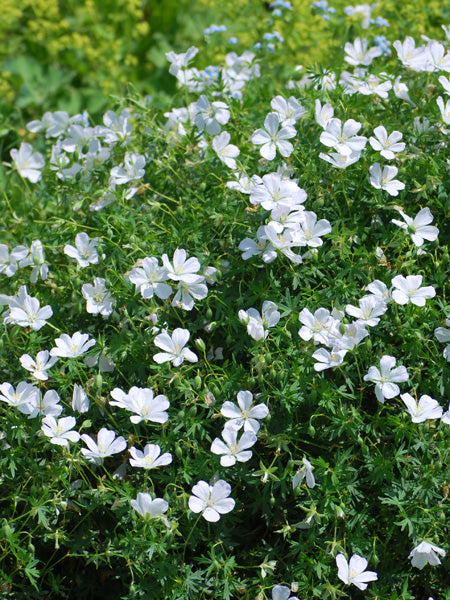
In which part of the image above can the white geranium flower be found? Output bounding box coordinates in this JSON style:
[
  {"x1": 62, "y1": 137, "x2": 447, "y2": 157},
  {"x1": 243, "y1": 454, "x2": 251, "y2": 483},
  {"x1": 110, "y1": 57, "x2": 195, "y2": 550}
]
[
  {"x1": 188, "y1": 479, "x2": 235, "y2": 522},
  {"x1": 220, "y1": 390, "x2": 269, "y2": 433},
  {"x1": 19, "y1": 240, "x2": 48, "y2": 283},
  {"x1": 110, "y1": 152, "x2": 146, "y2": 185},
  {"x1": 6, "y1": 294, "x2": 53, "y2": 331},
  {"x1": 153, "y1": 328, "x2": 198, "y2": 366},
  {"x1": 363, "y1": 355, "x2": 409, "y2": 403},
  {"x1": 80, "y1": 427, "x2": 127, "y2": 465},
  {"x1": 129, "y1": 444, "x2": 172, "y2": 469},
  {"x1": 212, "y1": 131, "x2": 240, "y2": 169},
  {"x1": 369, "y1": 163, "x2": 405, "y2": 196},
  {"x1": 401, "y1": 394, "x2": 443, "y2": 423},
  {"x1": 211, "y1": 427, "x2": 257, "y2": 466},
  {"x1": 50, "y1": 332, "x2": 96, "y2": 358},
  {"x1": 20, "y1": 351, "x2": 57, "y2": 381},
  {"x1": 131, "y1": 492, "x2": 169, "y2": 524},
  {"x1": 238, "y1": 301, "x2": 281, "y2": 341},
  {"x1": 28, "y1": 389, "x2": 63, "y2": 419},
  {"x1": 312, "y1": 347, "x2": 347, "y2": 371},
  {"x1": 127, "y1": 257, "x2": 172, "y2": 300},
  {"x1": 166, "y1": 46, "x2": 198, "y2": 77},
  {"x1": 271, "y1": 584, "x2": 299, "y2": 600},
  {"x1": 345, "y1": 295, "x2": 388, "y2": 327},
  {"x1": 369, "y1": 126, "x2": 405, "y2": 159},
  {"x1": 110, "y1": 386, "x2": 170, "y2": 424},
  {"x1": 72, "y1": 384, "x2": 89, "y2": 413},
  {"x1": 64, "y1": 232, "x2": 100, "y2": 267},
  {"x1": 315, "y1": 100, "x2": 334, "y2": 129},
  {"x1": 0, "y1": 244, "x2": 28, "y2": 277},
  {"x1": 10, "y1": 143, "x2": 45, "y2": 183},
  {"x1": 320, "y1": 118, "x2": 367, "y2": 157},
  {"x1": 81, "y1": 277, "x2": 114, "y2": 316},
  {"x1": 392, "y1": 207, "x2": 439, "y2": 247},
  {"x1": 41, "y1": 415, "x2": 80, "y2": 448},
  {"x1": 172, "y1": 277, "x2": 208, "y2": 311},
  {"x1": 391, "y1": 275, "x2": 436, "y2": 306},
  {"x1": 298, "y1": 307, "x2": 332, "y2": 345},
  {"x1": 193, "y1": 95, "x2": 230, "y2": 135},
  {"x1": 344, "y1": 38, "x2": 382, "y2": 66},
  {"x1": 251, "y1": 112, "x2": 296, "y2": 161},
  {"x1": 161, "y1": 249, "x2": 201, "y2": 283},
  {"x1": 270, "y1": 95, "x2": 305, "y2": 126},
  {"x1": 336, "y1": 553, "x2": 378, "y2": 590},
  {"x1": 250, "y1": 172, "x2": 306, "y2": 211},
  {"x1": 293, "y1": 458, "x2": 315, "y2": 489},
  {"x1": 0, "y1": 381, "x2": 39, "y2": 415},
  {"x1": 319, "y1": 150, "x2": 362, "y2": 169},
  {"x1": 408, "y1": 541, "x2": 446, "y2": 569},
  {"x1": 294, "y1": 211, "x2": 332, "y2": 247}
]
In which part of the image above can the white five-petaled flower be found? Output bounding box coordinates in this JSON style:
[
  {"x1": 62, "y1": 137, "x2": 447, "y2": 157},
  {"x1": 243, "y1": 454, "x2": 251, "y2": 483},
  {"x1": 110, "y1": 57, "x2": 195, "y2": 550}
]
[
  {"x1": 0, "y1": 381, "x2": 39, "y2": 415},
  {"x1": 320, "y1": 118, "x2": 367, "y2": 156},
  {"x1": 344, "y1": 37, "x2": 382, "y2": 66},
  {"x1": 336, "y1": 553, "x2": 378, "y2": 590},
  {"x1": 110, "y1": 386, "x2": 170, "y2": 424},
  {"x1": 193, "y1": 95, "x2": 230, "y2": 135},
  {"x1": 270, "y1": 95, "x2": 305, "y2": 126},
  {"x1": 0, "y1": 244, "x2": 28, "y2": 277},
  {"x1": 188, "y1": 479, "x2": 235, "y2": 522},
  {"x1": 80, "y1": 427, "x2": 127, "y2": 464},
  {"x1": 271, "y1": 584, "x2": 299, "y2": 600},
  {"x1": 20, "y1": 351, "x2": 58, "y2": 381},
  {"x1": 369, "y1": 126, "x2": 405, "y2": 159},
  {"x1": 10, "y1": 142, "x2": 45, "y2": 183},
  {"x1": 238, "y1": 301, "x2": 281, "y2": 341},
  {"x1": 129, "y1": 443, "x2": 172, "y2": 469},
  {"x1": 153, "y1": 328, "x2": 198, "y2": 366},
  {"x1": 408, "y1": 541, "x2": 446, "y2": 569},
  {"x1": 293, "y1": 458, "x2": 315, "y2": 489},
  {"x1": 110, "y1": 152, "x2": 146, "y2": 185},
  {"x1": 369, "y1": 163, "x2": 405, "y2": 196},
  {"x1": 82, "y1": 277, "x2": 114, "y2": 316},
  {"x1": 127, "y1": 257, "x2": 172, "y2": 300},
  {"x1": 131, "y1": 492, "x2": 169, "y2": 525},
  {"x1": 391, "y1": 274, "x2": 436, "y2": 306},
  {"x1": 294, "y1": 211, "x2": 332, "y2": 247},
  {"x1": 50, "y1": 332, "x2": 96, "y2": 358},
  {"x1": 363, "y1": 355, "x2": 409, "y2": 403},
  {"x1": 298, "y1": 307, "x2": 332, "y2": 345},
  {"x1": 64, "y1": 232, "x2": 100, "y2": 267},
  {"x1": 5, "y1": 294, "x2": 53, "y2": 331},
  {"x1": 166, "y1": 46, "x2": 198, "y2": 77},
  {"x1": 251, "y1": 112, "x2": 296, "y2": 161},
  {"x1": 391, "y1": 207, "x2": 439, "y2": 247},
  {"x1": 400, "y1": 393, "x2": 443, "y2": 423},
  {"x1": 312, "y1": 347, "x2": 347, "y2": 371},
  {"x1": 41, "y1": 415, "x2": 80, "y2": 448},
  {"x1": 220, "y1": 390, "x2": 269, "y2": 434},
  {"x1": 161, "y1": 248, "x2": 201, "y2": 282},
  {"x1": 211, "y1": 131, "x2": 240, "y2": 169},
  {"x1": 345, "y1": 295, "x2": 388, "y2": 327},
  {"x1": 211, "y1": 427, "x2": 257, "y2": 466}
]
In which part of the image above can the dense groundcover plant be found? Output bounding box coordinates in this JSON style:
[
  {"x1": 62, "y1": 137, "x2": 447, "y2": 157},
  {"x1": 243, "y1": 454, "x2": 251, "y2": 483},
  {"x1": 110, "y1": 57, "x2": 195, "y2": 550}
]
[{"x1": 0, "y1": 7, "x2": 449, "y2": 600}]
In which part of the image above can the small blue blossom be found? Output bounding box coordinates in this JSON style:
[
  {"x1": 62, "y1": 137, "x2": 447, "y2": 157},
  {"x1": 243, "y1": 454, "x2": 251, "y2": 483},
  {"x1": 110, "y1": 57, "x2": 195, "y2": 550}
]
[
  {"x1": 272, "y1": 30, "x2": 284, "y2": 42},
  {"x1": 228, "y1": 36, "x2": 238, "y2": 44},
  {"x1": 272, "y1": 8, "x2": 282, "y2": 16},
  {"x1": 254, "y1": 42, "x2": 263, "y2": 49},
  {"x1": 267, "y1": 43, "x2": 276, "y2": 52},
  {"x1": 270, "y1": 0, "x2": 292, "y2": 8},
  {"x1": 374, "y1": 35, "x2": 391, "y2": 55},
  {"x1": 328, "y1": 6, "x2": 336, "y2": 13},
  {"x1": 203, "y1": 24, "x2": 227, "y2": 35},
  {"x1": 263, "y1": 32, "x2": 275, "y2": 40},
  {"x1": 81, "y1": 110, "x2": 89, "y2": 128},
  {"x1": 322, "y1": 13, "x2": 331, "y2": 20},
  {"x1": 375, "y1": 16, "x2": 390, "y2": 27},
  {"x1": 312, "y1": 0, "x2": 328, "y2": 9}
]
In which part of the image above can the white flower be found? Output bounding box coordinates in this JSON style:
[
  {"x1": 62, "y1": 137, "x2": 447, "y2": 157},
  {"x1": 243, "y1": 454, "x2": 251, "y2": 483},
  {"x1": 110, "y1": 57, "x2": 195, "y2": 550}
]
[
  {"x1": 391, "y1": 275, "x2": 436, "y2": 306},
  {"x1": 27, "y1": 110, "x2": 72, "y2": 137},
  {"x1": 363, "y1": 355, "x2": 409, "y2": 403},
  {"x1": 345, "y1": 295, "x2": 388, "y2": 327},
  {"x1": 193, "y1": 95, "x2": 230, "y2": 135},
  {"x1": 437, "y1": 96, "x2": 450, "y2": 124},
  {"x1": 320, "y1": 118, "x2": 367, "y2": 156},
  {"x1": 312, "y1": 347, "x2": 347, "y2": 371},
  {"x1": 129, "y1": 444, "x2": 172, "y2": 469},
  {"x1": 80, "y1": 428, "x2": 127, "y2": 465},
  {"x1": 20, "y1": 350, "x2": 58, "y2": 381},
  {"x1": 435, "y1": 319, "x2": 450, "y2": 362},
  {"x1": 64, "y1": 233, "x2": 100, "y2": 267},
  {"x1": 271, "y1": 584, "x2": 299, "y2": 600},
  {"x1": 127, "y1": 257, "x2": 172, "y2": 300},
  {"x1": 294, "y1": 211, "x2": 332, "y2": 247},
  {"x1": 10, "y1": 142, "x2": 45, "y2": 183},
  {"x1": 72, "y1": 384, "x2": 89, "y2": 413},
  {"x1": 250, "y1": 172, "x2": 306, "y2": 211},
  {"x1": 41, "y1": 416, "x2": 80, "y2": 448},
  {"x1": 0, "y1": 381, "x2": 39, "y2": 415},
  {"x1": 110, "y1": 152, "x2": 146, "y2": 185},
  {"x1": 315, "y1": 100, "x2": 334, "y2": 129},
  {"x1": 212, "y1": 131, "x2": 240, "y2": 169},
  {"x1": 441, "y1": 402, "x2": 450, "y2": 424},
  {"x1": 161, "y1": 249, "x2": 201, "y2": 283},
  {"x1": 50, "y1": 332, "x2": 96, "y2": 358},
  {"x1": 28, "y1": 389, "x2": 63, "y2": 419},
  {"x1": 19, "y1": 240, "x2": 48, "y2": 283},
  {"x1": 369, "y1": 163, "x2": 405, "y2": 196},
  {"x1": 211, "y1": 427, "x2": 257, "y2": 466},
  {"x1": 6, "y1": 294, "x2": 53, "y2": 331},
  {"x1": 298, "y1": 307, "x2": 332, "y2": 344},
  {"x1": 293, "y1": 458, "x2": 315, "y2": 489},
  {"x1": 344, "y1": 4, "x2": 373, "y2": 28},
  {"x1": 251, "y1": 112, "x2": 296, "y2": 161},
  {"x1": 81, "y1": 277, "x2": 114, "y2": 316},
  {"x1": 131, "y1": 492, "x2": 169, "y2": 524},
  {"x1": 319, "y1": 150, "x2": 362, "y2": 169},
  {"x1": 220, "y1": 390, "x2": 269, "y2": 434},
  {"x1": 336, "y1": 553, "x2": 378, "y2": 590},
  {"x1": 401, "y1": 394, "x2": 443, "y2": 423},
  {"x1": 344, "y1": 38, "x2": 382, "y2": 66},
  {"x1": 0, "y1": 244, "x2": 28, "y2": 277},
  {"x1": 408, "y1": 541, "x2": 446, "y2": 569},
  {"x1": 365, "y1": 279, "x2": 391, "y2": 303},
  {"x1": 110, "y1": 386, "x2": 170, "y2": 424},
  {"x1": 188, "y1": 479, "x2": 235, "y2": 522},
  {"x1": 172, "y1": 277, "x2": 208, "y2": 311},
  {"x1": 166, "y1": 46, "x2": 198, "y2": 77},
  {"x1": 153, "y1": 328, "x2": 198, "y2": 366},
  {"x1": 270, "y1": 95, "x2": 305, "y2": 126},
  {"x1": 238, "y1": 301, "x2": 281, "y2": 341},
  {"x1": 391, "y1": 207, "x2": 439, "y2": 247},
  {"x1": 369, "y1": 126, "x2": 405, "y2": 159}
]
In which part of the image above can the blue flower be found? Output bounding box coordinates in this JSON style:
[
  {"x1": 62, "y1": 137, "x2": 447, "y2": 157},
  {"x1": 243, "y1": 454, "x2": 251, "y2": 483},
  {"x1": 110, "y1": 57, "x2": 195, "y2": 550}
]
[
  {"x1": 228, "y1": 37, "x2": 238, "y2": 44},
  {"x1": 267, "y1": 43, "x2": 275, "y2": 52},
  {"x1": 254, "y1": 42, "x2": 263, "y2": 49},
  {"x1": 272, "y1": 8, "x2": 282, "y2": 16}
]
